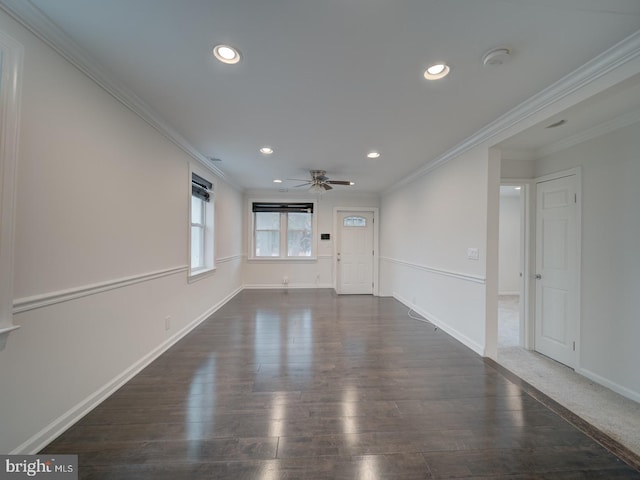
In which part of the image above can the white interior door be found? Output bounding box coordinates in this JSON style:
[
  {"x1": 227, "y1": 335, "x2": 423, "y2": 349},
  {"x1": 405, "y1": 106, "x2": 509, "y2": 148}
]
[
  {"x1": 535, "y1": 174, "x2": 579, "y2": 368},
  {"x1": 336, "y1": 211, "x2": 374, "y2": 294}
]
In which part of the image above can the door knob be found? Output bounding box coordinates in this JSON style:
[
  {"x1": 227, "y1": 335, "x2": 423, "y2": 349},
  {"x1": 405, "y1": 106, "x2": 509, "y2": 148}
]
[{"x1": 535, "y1": 274, "x2": 542, "y2": 280}]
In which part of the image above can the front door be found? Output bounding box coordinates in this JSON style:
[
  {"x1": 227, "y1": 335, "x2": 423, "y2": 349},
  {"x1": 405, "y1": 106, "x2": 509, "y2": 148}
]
[
  {"x1": 336, "y1": 211, "x2": 374, "y2": 294},
  {"x1": 534, "y1": 173, "x2": 579, "y2": 368}
]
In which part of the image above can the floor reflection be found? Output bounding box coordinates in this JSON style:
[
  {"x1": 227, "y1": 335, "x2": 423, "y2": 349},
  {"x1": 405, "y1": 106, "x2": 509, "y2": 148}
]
[
  {"x1": 268, "y1": 394, "x2": 286, "y2": 437},
  {"x1": 186, "y1": 354, "x2": 216, "y2": 458},
  {"x1": 342, "y1": 386, "x2": 359, "y2": 440},
  {"x1": 254, "y1": 307, "x2": 313, "y2": 380},
  {"x1": 359, "y1": 455, "x2": 379, "y2": 480}
]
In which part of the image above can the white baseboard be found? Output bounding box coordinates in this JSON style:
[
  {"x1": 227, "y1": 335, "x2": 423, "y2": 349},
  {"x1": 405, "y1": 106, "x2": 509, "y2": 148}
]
[
  {"x1": 393, "y1": 293, "x2": 485, "y2": 357},
  {"x1": 577, "y1": 367, "x2": 640, "y2": 404},
  {"x1": 243, "y1": 283, "x2": 333, "y2": 289},
  {"x1": 12, "y1": 286, "x2": 242, "y2": 454}
]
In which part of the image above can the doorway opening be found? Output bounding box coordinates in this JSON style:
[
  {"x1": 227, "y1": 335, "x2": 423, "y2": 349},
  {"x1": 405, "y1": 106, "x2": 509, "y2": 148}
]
[{"x1": 498, "y1": 184, "x2": 525, "y2": 349}]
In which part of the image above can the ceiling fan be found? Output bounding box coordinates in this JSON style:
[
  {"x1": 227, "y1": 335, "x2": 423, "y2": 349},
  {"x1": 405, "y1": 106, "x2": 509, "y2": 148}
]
[{"x1": 288, "y1": 170, "x2": 353, "y2": 193}]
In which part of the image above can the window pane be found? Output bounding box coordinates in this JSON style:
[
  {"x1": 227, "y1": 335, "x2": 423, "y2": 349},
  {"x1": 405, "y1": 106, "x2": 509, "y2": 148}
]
[
  {"x1": 256, "y1": 230, "x2": 280, "y2": 257},
  {"x1": 287, "y1": 212, "x2": 312, "y2": 257},
  {"x1": 343, "y1": 216, "x2": 366, "y2": 227},
  {"x1": 191, "y1": 225, "x2": 204, "y2": 268},
  {"x1": 191, "y1": 196, "x2": 204, "y2": 224},
  {"x1": 255, "y1": 212, "x2": 280, "y2": 229}
]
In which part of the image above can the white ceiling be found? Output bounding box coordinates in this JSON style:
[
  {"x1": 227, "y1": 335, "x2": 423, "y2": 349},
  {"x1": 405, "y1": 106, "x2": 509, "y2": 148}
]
[{"x1": 6, "y1": 0, "x2": 640, "y2": 192}]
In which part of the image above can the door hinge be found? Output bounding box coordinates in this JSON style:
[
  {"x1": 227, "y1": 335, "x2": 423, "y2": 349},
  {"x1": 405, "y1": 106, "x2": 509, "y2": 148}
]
[
  {"x1": 573, "y1": 341, "x2": 576, "y2": 351},
  {"x1": 372, "y1": 250, "x2": 374, "y2": 256},
  {"x1": 574, "y1": 193, "x2": 577, "y2": 203}
]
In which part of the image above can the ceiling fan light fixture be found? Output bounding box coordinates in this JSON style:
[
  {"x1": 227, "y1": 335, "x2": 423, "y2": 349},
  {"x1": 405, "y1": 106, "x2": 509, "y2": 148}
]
[
  {"x1": 424, "y1": 63, "x2": 450, "y2": 80},
  {"x1": 213, "y1": 44, "x2": 241, "y2": 64},
  {"x1": 309, "y1": 183, "x2": 325, "y2": 194}
]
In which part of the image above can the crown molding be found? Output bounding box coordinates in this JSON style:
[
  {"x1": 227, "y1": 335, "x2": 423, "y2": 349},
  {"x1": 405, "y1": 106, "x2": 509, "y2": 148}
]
[
  {"x1": 384, "y1": 29, "x2": 640, "y2": 195},
  {"x1": 536, "y1": 108, "x2": 640, "y2": 159},
  {"x1": 0, "y1": 0, "x2": 241, "y2": 190}
]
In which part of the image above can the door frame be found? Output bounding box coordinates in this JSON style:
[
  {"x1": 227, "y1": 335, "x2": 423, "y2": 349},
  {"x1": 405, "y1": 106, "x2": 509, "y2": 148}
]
[
  {"x1": 333, "y1": 207, "x2": 379, "y2": 295},
  {"x1": 532, "y1": 167, "x2": 582, "y2": 368}
]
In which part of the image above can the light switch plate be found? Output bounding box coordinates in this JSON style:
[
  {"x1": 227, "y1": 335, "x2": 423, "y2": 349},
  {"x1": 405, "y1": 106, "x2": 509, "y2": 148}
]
[{"x1": 467, "y1": 248, "x2": 479, "y2": 260}]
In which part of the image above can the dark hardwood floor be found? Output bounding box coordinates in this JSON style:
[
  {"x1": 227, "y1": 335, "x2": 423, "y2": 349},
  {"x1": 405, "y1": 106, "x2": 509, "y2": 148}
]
[{"x1": 42, "y1": 289, "x2": 640, "y2": 479}]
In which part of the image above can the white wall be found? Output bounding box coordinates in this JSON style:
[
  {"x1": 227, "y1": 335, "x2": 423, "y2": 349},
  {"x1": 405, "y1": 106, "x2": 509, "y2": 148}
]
[
  {"x1": 501, "y1": 158, "x2": 536, "y2": 179},
  {"x1": 498, "y1": 192, "x2": 521, "y2": 295},
  {"x1": 0, "y1": 12, "x2": 243, "y2": 454},
  {"x1": 380, "y1": 147, "x2": 490, "y2": 355},
  {"x1": 243, "y1": 193, "x2": 379, "y2": 288},
  {"x1": 535, "y1": 121, "x2": 640, "y2": 400}
]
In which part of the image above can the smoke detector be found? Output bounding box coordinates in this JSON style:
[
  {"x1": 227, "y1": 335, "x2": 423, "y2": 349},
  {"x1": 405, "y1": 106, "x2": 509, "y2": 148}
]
[{"x1": 483, "y1": 48, "x2": 511, "y2": 66}]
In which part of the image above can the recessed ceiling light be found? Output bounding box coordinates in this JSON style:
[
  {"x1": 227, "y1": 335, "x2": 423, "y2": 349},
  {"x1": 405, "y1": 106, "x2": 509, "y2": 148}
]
[
  {"x1": 213, "y1": 44, "x2": 241, "y2": 64},
  {"x1": 367, "y1": 151, "x2": 381, "y2": 159},
  {"x1": 273, "y1": 179, "x2": 282, "y2": 183},
  {"x1": 424, "y1": 63, "x2": 450, "y2": 80},
  {"x1": 259, "y1": 146, "x2": 274, "y2": 155}
]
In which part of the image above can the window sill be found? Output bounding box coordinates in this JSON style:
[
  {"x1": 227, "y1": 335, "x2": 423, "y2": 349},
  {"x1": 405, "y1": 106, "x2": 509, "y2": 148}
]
[{"x1": 188, "y1": 266, "x2": 217, "y2": 283}]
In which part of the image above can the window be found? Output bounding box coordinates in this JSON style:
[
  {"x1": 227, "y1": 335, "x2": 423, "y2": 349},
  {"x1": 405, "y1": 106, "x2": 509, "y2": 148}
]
[
  {"x1": 190, "y1": 172, "x2": 214, "y2": 277},
  {"x1": 252, "y1": 202, "x2": 315, "y2": 259},
  {"x1": 343, "y1": 216, "x2": 367, "y2": 227}
]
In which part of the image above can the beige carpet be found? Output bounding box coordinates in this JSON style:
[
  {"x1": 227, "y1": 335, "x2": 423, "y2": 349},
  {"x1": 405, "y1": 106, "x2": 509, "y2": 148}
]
[{"x1": 497, "y1": 298, "x2": 640, "y2": 457}]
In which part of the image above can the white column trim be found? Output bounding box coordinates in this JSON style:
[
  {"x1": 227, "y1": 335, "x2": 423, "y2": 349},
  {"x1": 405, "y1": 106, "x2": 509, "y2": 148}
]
[{"x1": 0, "y1": 28, "x2": 23, "y2": 350}]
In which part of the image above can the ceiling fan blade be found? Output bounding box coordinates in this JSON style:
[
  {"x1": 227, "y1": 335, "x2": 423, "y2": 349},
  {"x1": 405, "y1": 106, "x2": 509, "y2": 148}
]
[
  {"x1": 327, "y1": 180, "x2": 352, "y2": 186},
  {"x1": 293, "y1": 183, "x2": 311, "y2": 188},
  {"x1": 286, "y1": 178, "x2": 311, "y2": 182},
  {"x1": 322, "y1": 183, "x2": 333, "y2": 190}
]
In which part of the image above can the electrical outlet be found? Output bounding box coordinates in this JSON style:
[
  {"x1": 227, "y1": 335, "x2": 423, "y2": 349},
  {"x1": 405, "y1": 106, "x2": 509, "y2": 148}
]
[
  {"x1": 467, "y1": 248, "x2": 479, "y2": 260},
  {"x1": 283, "y1": 276, "x2": 289, "y2": 285},
  {"x1": 164, "y1": 316, "x2": 171, "y2": 331}
]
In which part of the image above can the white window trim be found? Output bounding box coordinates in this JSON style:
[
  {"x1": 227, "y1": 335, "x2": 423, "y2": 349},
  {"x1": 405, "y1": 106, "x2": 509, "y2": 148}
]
[
  {"x1": 248, "y1": 198, "x2": 318, "y2": 261},
  {"x1": 0, "y1": 30, "x2": 24, "y2": 350},
  {"x1": 188, "y1": 167, "x2": 216, "y2": 282}
]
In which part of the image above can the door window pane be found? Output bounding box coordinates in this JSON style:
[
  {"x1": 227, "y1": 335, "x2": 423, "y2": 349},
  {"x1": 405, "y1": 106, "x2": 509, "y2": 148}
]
[{"x1": 343, "y1": 216, "x2": 366, "y2": 227}]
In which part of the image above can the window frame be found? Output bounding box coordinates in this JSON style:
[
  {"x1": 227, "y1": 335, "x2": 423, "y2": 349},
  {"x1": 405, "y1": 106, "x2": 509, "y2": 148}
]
[
  {"x1": 188, "y1": 168, "x2": 215, "y2": 281},
  {"x1": 249, "y1": 199, "x2": 318, "y2": 261}
]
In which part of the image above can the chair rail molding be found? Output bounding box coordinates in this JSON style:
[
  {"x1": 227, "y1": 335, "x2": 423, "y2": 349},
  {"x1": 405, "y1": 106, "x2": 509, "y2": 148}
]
[{"x1": 0, "y1": 28, "x2": 23, "y2": 351}]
